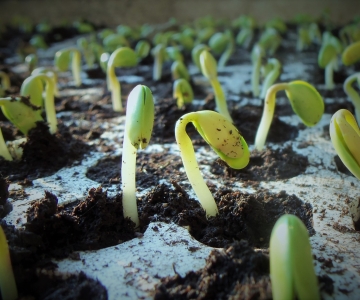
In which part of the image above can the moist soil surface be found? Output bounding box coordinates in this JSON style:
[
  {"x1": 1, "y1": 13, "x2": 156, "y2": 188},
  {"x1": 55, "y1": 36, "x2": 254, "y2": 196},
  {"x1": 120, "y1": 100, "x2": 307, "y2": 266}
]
[{"x1": 0, "y1": 22, "x2": 350, "y2": 299}]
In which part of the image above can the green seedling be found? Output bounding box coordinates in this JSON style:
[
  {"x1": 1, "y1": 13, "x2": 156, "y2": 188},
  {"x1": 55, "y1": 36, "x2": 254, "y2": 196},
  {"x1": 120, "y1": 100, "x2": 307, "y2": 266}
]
[
  {"x1": 191, "y1": 44, "x2": 209, "y2": 71},
  {"x1": 340, "y1": 24, "x2": 360, "y2": 46},
  {"x1": 255, "y1": 81, "x2": 324, "y2": 150},
  {"x1": 107, "y1": 47, "x2": 138, "y2": 112},
  {"x1": 258, "y1": 28, "x2": 282, "y2": 56},
  {"x1": 260, "y1": 58, "x2": 282, "y2": 99},
  {"x1": 208, "y1": 32, "x2": 229, "y2": 55},
  {"x1": 103, "y1": 33, "x2": 130, "y2": 52},
  {"x1": 165, "y1": 46, "x2": 184, "y2": 62},
  {"x1": 251, "y1": 44, "x2": 265, "y2": 97},
  {"x1": 25, "y1": 53, "x2": 38, "y2": 73},
  {"x1": 77, "y1": 37, "x2": 96, "y2": 68},
  {"x1": 151, "y1": 44, "x2": 166, "y2": 81},
  {"x1": 73, "y1": 20, "x2": 94, "y2": 34},
  {"x1": 32, "y1": 67, "x2": 60, "y2": 97},
  {"x1": 236, "y1": 27, "x2": 253, "y2": 49},
  {"x1": 20, "y1": 74, "x2": 57, "y2": 133},
  {"x1": 199, "y1": 49, "x2": 233, "y2": 122},
  {"x1": 0, "y1": 71, "x2": 11, "y2": 97},
  {"x1": 308, "y1": 23, "x2": 322, "y2": 45},
  {"x1": 100, "y1": 52, "x2": 110, "y2": 73},
  {"x1": 121, "y1": 85, "x2": 154, "y2": 227},
  {"x1": 343, "y1": 73, "x2": 360, "y2": 123},
  {"x1": 0, "y1": 226, "x2": 18, "y2": 300},
  {"x1": 116, "y1": 25, "x2": 136, "y2": 39},
  {"x1": 270, "y1": 214, "x2": 320, "y2": 300},
  {"x1": 296, "y1": 26, "x2": 311, "y2": 52},
  {"x1": 171, "y1": 60, "x2": 190, "y2": 81},
  {"x1": 232, "y1": 15, "x2": 256, "y2": 30},
  {"x1": 0, "y1": 128, "x2": 13, "y2": 161},
  {"x1": 29, "y1": 34, "x2": 47, "y2": 49},
  {"x1": 135, "y1": 40, "x2": 151, "y2": 61},
  {"x1": 54, "y1": 47, "x2": 82, "y2": 87},
  {"x1": 330, "y1": 109, "x2": 360, "y2": 180},
  {"x1": 173, "y1": 78, "x2": 194, "y2": 109},
  {"x1": 218, "y1": 30, "x2": 235, "y2": 68},
  {"x1": 98, "y1": 28, "x2": 115, "y2": 40},
  {"x1": 36, "y1": 21, "x2": 51, "y2": 33},
  {"x1": 318, "y1": 32, "x2": 342, "y2": 90},
  {"x1": 172, "y1": 32, "x2": 194, "y2": 52},
  {"x1": 342, "y1": 40, "x2": 360, "y2": 66},
  {"x1": 175, "y1": 110, "x2": 250, "y2": 217},
  {"x1": 265, "y1": 17, "x2": 287, "y2": 34},
  {"x1": 195, "y1": 27, "x2": 215, "y2": 44}
]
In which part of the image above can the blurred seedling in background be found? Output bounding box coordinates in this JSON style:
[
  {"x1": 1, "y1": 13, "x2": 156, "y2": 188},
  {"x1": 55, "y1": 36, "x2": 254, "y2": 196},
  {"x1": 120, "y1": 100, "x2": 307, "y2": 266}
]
[
  {"x1": 260, "y1": 58, "x2": 282, "y2": 99},
  {"x1": 54, "y1": 47, "x2": 82, "y2": 87},
  {"x1": 251, "y1": 44, "x2": 265, "y2": 97},
  {"x1": 343, "y1": 73, "x2": 360, "y2": 123},
  {"x1": 173, "y1": 78, "x2": 194, "y2": 109}
]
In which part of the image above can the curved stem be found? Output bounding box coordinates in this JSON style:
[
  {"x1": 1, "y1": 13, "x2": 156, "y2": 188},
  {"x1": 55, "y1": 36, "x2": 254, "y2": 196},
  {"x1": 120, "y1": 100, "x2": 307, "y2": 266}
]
[
  {"x1": 175, "y1": 113, "x2": 219, "y2": 217},
  {"x1": 255, "y1": 83, "x2": 289, "y2": 150},
  {"x1": 0, "y1": 71, "x2": 10, "y2": 90},
  {"x1": 107, "y1": 66, "x2": 123, "y2": 112},
  {"x1": 344, "y1": 73, "x2": 360, "y2": 123},
  {"x1": 325, "y1": 58, "x2": 335, "y2": 90},
  {"x1": 153, "y1": 54, "x2": 162, "y2": 81},
  {"x1": 218, "y1": 42, "x2": 234, "y2": 69},
  {"x1": 121, "y1": 134, "x2": 139, "y2": 227},
  {"x1": 71, "y1": 50, "x2": 82, "y2": 87},
  {"x1": 0, "y1": 127, "x2": 13, "y2": 161},
  {"x1": 209, "y1": 78, "x2": 233, "y2": 122},
  {"x1": 260, "y1": 59, "x2": 281, "y2": 98},
  {"x1": 43, "y1": 77, "x2": 57, "y2": 134}
]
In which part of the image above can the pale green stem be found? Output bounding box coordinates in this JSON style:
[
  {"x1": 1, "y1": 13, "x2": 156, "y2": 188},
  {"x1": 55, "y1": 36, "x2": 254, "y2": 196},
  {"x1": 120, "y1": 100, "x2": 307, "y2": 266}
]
[
  {"x1": 71, "y1": 50, "x2": 82, "y2": 87},
  {"x1": 0, "y1": 227, "x2": 18, "y2": 300},
  {"x1": 153, "y1": 54, "x2": 162, "y2": 81},
  {"x1": 344, "y1": 73, "x2": 360, "y2": 123},
  {"x1": 325, "y1": 57, "x2": 335, "y2": 90},
  {"x1": 43, "y1": 78, "x2": 57, "y2": 134},
  {"x1": 218, "y1": 42, "x2": 234, "y2": 69},
  {"x1": 251, "y1": 58, "x2": 261, "y2": 97},
  {"x1": 107, "y1": 66, "x2": 123, "y2": 111},
  {"x1": 175, "y1": 113, "x2": 219, "y2": 217},
  {"x1": 255, "y1": 83, "x2": 289, "y2": 150},
  {"x1": 0, "y1": 72, "x2": 10, "y2": 90},
  {"x1": 121, "y1": 133, "x2": 139, "y2": 227},
  {"x1": 176, "y1": 95, "x2": 184, "y2": 109},
  {"x1": 209, "y1": 78, "x2": 233, "y2": 122},
  {"x1": 0, "y1": 128, "x2": 13, "y2": 161},
  {"x1": 260, "y1": 60, "x2": 281, "y2": 98}
]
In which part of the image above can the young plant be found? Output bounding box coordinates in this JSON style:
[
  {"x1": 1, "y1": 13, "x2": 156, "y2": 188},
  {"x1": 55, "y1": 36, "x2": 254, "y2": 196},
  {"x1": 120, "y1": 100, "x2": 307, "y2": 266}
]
[
  {"x1": 342, "y1": 40, "x2": 360, "y2": 66},
  {"x1": 236, "y1": 27, "x2": 253, "y2": 49},
  {"x1": 255, "y1": 81, "x2": 324, "y2": 150},
  {"x1": 0, "y1": 127, "x2": 13, "y2": 161},
  {"x1": 107, "y1": 47, "x2": 138, "y2": 112},
  {"x1": 25, "y1": 53, "x2": 38, "y2": 73},
  {"x1": 135, "y1": 40, "x2": 151, "y2": 61},
  {"x1": 330, "y1": 109, "x2": 360, "y2": 180},
  {"x1": 0, "y1": 71, "x2": 10, "y2": 97},
  {"x1": 260, "y1": 58, "x2": 282, "y2": 98},
  {"x1": 218, "y1": 30, "x2": 235, "y2": 68},
  {"x1": 296, "y1": 26, "x2": 311, "y2": 52},
  {"x1": 77, "y1": 37, "x2": 96, "y2": 68},
  {"x1": 103, "y1": 33, "x2": 130, "y2": 53},
  {"x1": 171, "y1": 60, "x2": 190, "y2": 81},
  {"x1": 191, "y1": 44, "x2": 209, "y2": 71},
  {"x1": 121, "y1": 85, "x2": 154, "y2": 227},
  {"x1": 199, "y1": 49, "x2": 233, "y2": 122},
  {"x1": 270, "y1": 214, "x2": 320, "y2": 300},
  {"x1": 343, "y1": 73, "x2": 360, "y2": 122},
  {"x1": 175, "y1": 110, "x2": 250, "y2": 217},
  {"x1": 32, "y1": 67, "x2": 60, "y2": 97},
  {"x1": 251, "y1": 44, "x2": 265, "y2": 97},
  {"x1": 0, "y1": 226, "x2": 18, "y2": 300},
  {"x1": 20, "y1": 74, "x2": 57, "y2": 134},
  {"x1": 173, "y1": 78, "x2": 194, "y2": 109},
  {"x1": 151, "y1": 44, "x2": 166, "y2": 81},
  {"x1": 54, "y1": 47, "x2": 82, "y2": 87},
  {"x1": 258, "y1": 28, "x2": 282, "y2": 56},
  {"x1": 165, "y1": 46, "x2": 184, "y2": 62}
]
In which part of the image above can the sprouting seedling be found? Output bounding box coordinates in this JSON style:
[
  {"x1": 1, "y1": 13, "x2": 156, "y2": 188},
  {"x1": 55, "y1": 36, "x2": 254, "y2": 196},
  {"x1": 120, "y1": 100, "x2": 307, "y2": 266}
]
[
  {"x1": 340, "y1": 24, "x2": 360, "y2": 46},
  {"x1": 173, "y1": 78, "x2": 194, "y2": 109},
  {"x1": 270, "y1": 214, "x2": 320, "y2": 300},
  {"x1": 103, "y1": 34, "x2": 129, "y2": 52},
  {"x1": 330, "y1": 109, "x2": 360, "y2": 180},
  {"x1": 171, "y1": 60, "x2": 190, "y2": 81},
  {"x1": 236, "y1": 27, "x2": 253, "y2": 49},
  {"x1": 0, "y1": 226, "x2": 18, "y2": 300},
  {"x1": 308, "y1": 23, "x2": 322, "y2": 45},
  {"x1": 218, "y1": 30, "x2": 235, "y2": 69},
  {"x1": 0, "y1": 96, "x2": 43, "y2": 135},
  {"x1": 121, "y1": 85, "x2": 154, "y2": 227},
  {"x1": 260, "y1": 58, "x2": 282, "y2": 99},
  {"x1": 172, "y1": 32, "x2": 194, "y2": 52},
  {"x1": 135, "y1": 40, "x2": 151, "y2": 61},
  {"x1": 208, "y1": 32, "x2": 229, "y2": 56},
  {"x1": 258, "y1": 28, "x2": 282, "y2": 56},
  {"x1": 342, "y1": 40, "x2": 360, "y2": 66},
  {"x1": 29, "y1": 34, "x2": 48, "y2": 49},
  {"x1": 151, "y1": 44, "x2": 166, "y2": 81},
  {"x1": 195, "y1": 27, "x2": 215, "y2": 44},
  {"x1": 32, "y1": 67, "x2": 60, "y2": 97},
  {"x1": 255, "y1": 80, "x2": 324, "y2": 151},
  {"x1": 77, "y1": 37, "x2": 96, "y2": 68},
  {"x1": 20, "y1": 74, "x2": 57, "y2": 133},
  {"x1": 191, "y1": 44, "x2": 209, "y2": 71},
  {"x1": 54, "y1": 47, "x2": 82, "y2": 87},
  {"x1": 251, "y1": 44, "x2": 265, "y2": 97},
  {"x1": 318, "y1": 32, "x2": 342, "y2": 90},
  {"x1": 265, "y1": 17, "x2": 287, "y2": 34},
  {"x1": 199, "y1": 49, "x2": 233, "y2": 122},
  {"x1": 343, "y1": 73, "x2": 360, "y2": 123},
  {"x1": 175, "y1": 110, "x2": 250, "y2": 217},
  {"x1": 107, "y1": 47, "x2": 138, "y2": 112},
  {"x1": 296, "y1": 26, "x2": 311, "y2": 52},
  {"x1": 165, "y1": 46, "x2": 184, "y2": 62},
  {"x1": 25, "y1": 53, "x2": 38, "y2": 73},
  {"x1": 0, "y1": 127, "x2": 13, "y2": 161},
  {"x1": 0, "y1": 71, "x2": 11, "y2": 97}
]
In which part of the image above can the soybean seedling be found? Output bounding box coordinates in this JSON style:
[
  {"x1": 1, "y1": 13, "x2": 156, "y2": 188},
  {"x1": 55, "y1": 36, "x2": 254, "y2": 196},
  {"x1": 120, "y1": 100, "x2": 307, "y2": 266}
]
[
  {"x1": 0, "y1": 226, "x2": 18, "y2": 300},
  {"x1": 25, "y1": 53, "x2": 38, "y2": 73},
  {"x1": 103, "y1": 33, "x2": 130, "y2": 53},
  {"x1": 171, "y1": 60, "x2": 190, "y2": 81},
  {"x1": 165, "y1": 46, "x2": 184, "y2": 62},
  {"x1": 77, "y1": 37, "x2": 96, "y2": 68},
  {"x1": 0, "y1": 127, "x2": 13, "y2": 161},
  {"x1": 330, "y1": 109, "x2": 360, "y2": 180},
  {"x1": 107, "y1": 47, "x2": 138, "y2": 112},
  {"x1": 260, "y1": 58, "x2": 282, "y2": 99},
  {"x1": 20, "y1": 74, "x2": 57, "y2": 133},
  {"x1": 151, "y1": 44, "x2": 166, "y2": 81},
  {"x1": 32, "y1": 67, "x2": 60, "y2": 97},
  {"x1": 251, "y1": 44, "x2": 265, "y2": 97},
  {"x1": 0, "y1": 71, "x2": 11, "y2": 97},
  {"x1": 54, "y1": 47, "x2": 82, "y2": 87},
  {"x1": 343, "y1": 73, "x2": 360, "y2": 123},
  {"x1": 270, "y1": 214, "x2": 320, "y2": 300},
  {"x1": 121, "y1": 85, "x2": 154, "y2": 227},
  {"x1": 135, "y1": 40, "x2": 151, "y2": 61},
  {"x1": 258, "y1": 27, "x2": 282, "y2": 56},
  {"x1": 173, "y1": 78, "x2": 194, "y2": 109},
  {"x1": 191, "y1": 44, "x2": 209, "y2": 71},
  {"x1": 342, "y1": 40, "x2": 360, "y2": 66},
  {"x1": 175, "y1": 110, "x2": 250, "y2": 217},
  {"x1": 199, "y1": 49, "x2": 233, "y2": 122},
  {"x1": 255, "y1": 81, "x2": 324, "y2": 151}
]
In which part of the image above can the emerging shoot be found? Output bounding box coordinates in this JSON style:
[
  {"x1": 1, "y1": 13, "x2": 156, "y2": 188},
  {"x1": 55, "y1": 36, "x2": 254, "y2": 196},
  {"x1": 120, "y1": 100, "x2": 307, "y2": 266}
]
[
  {"x1": 171, "y1": 60, "x2": 190, "y2": 81},
  {"x1": 260, "y1": 58, "x2": 282, "y2": 99},
  {"x1": 54, "y1": 47, "x2": 82, "y2": 87},
  {"x1": 342, "y1": 40, "x2": 360, "y2": 66},
  {"x1": 343, "y1": 73, "x2": 360, "y2": 123},
  {"x1": 175, "y1": 110, "x2": 250, "y2": 217},
  {"x1": 151, "y1": 44, "x2": 166, "y2": 81},
  {"x1": 255, "y1": 81, "x2": 324, "y2": 150},
  {"x1": 121, "y1": 85, "x2": 154, "y2": 227},
  {"x1": 173, "y1": 78, "x2": 194, "y2": 109},
  {"x1": 251, "y1": 44, "x2": 265, "y2": 97}
]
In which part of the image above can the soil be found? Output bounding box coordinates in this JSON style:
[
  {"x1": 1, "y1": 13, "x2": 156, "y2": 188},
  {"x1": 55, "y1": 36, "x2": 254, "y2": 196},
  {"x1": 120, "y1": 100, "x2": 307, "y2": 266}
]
[{"x1": 0, "y1": 21, "x2": 352, "y2": 299}]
